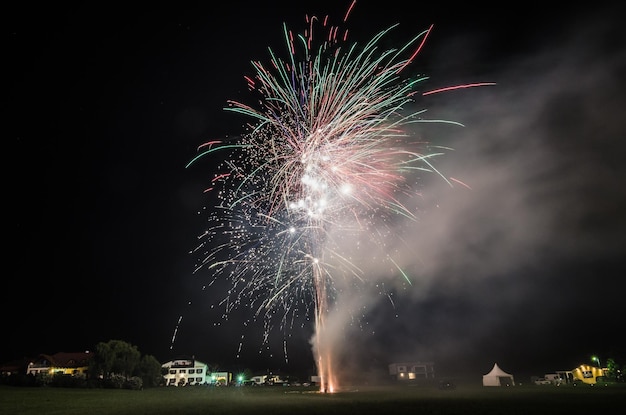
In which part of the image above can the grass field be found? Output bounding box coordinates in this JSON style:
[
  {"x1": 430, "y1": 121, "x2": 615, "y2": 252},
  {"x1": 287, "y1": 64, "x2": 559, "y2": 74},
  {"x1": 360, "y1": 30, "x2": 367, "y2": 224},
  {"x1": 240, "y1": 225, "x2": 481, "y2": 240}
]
[{"x1": 1, "y1": 382, "x2": 624, "y2": 415}]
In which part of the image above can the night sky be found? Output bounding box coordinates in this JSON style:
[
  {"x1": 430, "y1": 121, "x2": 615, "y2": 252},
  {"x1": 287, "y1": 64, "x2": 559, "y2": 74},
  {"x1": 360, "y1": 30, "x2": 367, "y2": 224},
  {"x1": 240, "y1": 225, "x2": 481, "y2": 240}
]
[{"x1": 6, "y1": 1, "x2": 625, "y2": 380}]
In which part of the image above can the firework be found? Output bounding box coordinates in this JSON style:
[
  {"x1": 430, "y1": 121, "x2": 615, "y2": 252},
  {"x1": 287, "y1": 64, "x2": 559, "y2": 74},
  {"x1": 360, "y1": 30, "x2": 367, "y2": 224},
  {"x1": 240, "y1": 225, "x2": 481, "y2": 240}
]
[{"x1": 186, "y1": 2, "x2": 493, "y2": 392}]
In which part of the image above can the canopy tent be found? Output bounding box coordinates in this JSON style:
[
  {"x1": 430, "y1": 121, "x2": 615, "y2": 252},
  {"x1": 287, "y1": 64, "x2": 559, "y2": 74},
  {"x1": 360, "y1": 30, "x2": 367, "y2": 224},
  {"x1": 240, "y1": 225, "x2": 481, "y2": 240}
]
[{"x1": 482, "y1": 363, "x2": 515, "y2": 386}]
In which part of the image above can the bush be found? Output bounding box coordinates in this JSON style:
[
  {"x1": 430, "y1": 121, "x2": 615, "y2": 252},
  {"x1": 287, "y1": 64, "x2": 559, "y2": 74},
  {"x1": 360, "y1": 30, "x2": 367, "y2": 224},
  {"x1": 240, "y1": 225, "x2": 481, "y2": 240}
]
[
  {"x1": 0, "y1": 373, "x2": 38, "y2": 387},
  {"x1": 50, "y1": 373, "x2": 87, "y2": 388},
  {"x1": 125, "y1": 376, "x2": 143, "y2": 390},
  {"x1": 105, "y1": 374, "x2": 126, "y2": 389}
]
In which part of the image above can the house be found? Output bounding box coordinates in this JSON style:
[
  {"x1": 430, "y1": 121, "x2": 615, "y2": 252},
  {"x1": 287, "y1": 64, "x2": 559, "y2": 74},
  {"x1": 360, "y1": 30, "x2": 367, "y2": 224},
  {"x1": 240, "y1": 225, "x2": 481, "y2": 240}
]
[
  {"x1": 208, "y1": 371, "x2": 232, "y2": 386},
  {"x1": 162, "y1": 358, "x2": 208, "y2": 386},
  {"x1": 0, "y1": 358, "x2": 31, "y2": 376},
  {"x1": 162, "y1": 358, "x2": 235, "y2": 386},
  {"x1": 388, "y1": 361, "x2": 435, "y2": 381},
  {"x1": 26, "y1": 351, "x2": 92, "y2": 377}
]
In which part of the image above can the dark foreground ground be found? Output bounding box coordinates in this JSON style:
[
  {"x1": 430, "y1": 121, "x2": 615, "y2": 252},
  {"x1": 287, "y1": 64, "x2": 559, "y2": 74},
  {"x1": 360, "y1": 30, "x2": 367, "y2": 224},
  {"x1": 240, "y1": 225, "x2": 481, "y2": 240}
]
[{"x1": 1, "y1": 381, "x2": 624, "y2": 415}]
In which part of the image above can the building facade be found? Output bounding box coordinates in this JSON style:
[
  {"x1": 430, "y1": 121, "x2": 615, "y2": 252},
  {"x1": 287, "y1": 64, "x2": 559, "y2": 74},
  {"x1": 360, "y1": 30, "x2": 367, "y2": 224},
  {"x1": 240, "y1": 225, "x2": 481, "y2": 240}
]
[
  {"x1": 26, "y1": 352, "x2": 92, "y2": 377},
  {"x1": 388, "y1": 361, "x2": 435, "y2": 381},
  {"x1": 162, "y1": 358, "x2": 209, "y2": 386}
]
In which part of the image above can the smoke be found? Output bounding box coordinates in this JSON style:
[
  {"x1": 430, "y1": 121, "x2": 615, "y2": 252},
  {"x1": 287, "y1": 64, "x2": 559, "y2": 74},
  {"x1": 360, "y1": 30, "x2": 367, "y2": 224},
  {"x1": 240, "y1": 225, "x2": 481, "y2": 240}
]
[{"x1": 316, "y1": 8, "x2": 626, "y2": 378}]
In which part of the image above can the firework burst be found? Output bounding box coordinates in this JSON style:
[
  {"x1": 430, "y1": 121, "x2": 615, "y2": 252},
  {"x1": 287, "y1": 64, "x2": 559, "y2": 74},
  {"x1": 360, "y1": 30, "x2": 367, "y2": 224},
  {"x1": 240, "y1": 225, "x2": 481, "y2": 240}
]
[{"x1": 185, "y1": 1, "x2": 493, "y2": 392}]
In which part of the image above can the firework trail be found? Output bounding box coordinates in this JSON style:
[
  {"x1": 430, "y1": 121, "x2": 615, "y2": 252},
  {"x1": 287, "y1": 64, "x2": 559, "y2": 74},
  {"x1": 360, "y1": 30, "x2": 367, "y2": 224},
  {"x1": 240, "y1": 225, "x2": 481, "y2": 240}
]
[{"x1": 186, "y1": 1, "x2": 493, "y2": 392}]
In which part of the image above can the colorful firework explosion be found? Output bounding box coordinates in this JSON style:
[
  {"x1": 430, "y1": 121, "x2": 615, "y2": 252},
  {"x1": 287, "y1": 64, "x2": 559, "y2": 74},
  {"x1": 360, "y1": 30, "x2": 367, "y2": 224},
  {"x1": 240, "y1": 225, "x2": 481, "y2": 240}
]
[{"x1": 184, "y1": 1, "x2": 493, "y2": 392}]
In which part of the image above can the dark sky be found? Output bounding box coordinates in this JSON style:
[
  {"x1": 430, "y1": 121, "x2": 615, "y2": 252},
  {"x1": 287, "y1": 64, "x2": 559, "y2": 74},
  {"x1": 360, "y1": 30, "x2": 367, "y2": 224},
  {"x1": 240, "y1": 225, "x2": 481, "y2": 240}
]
[{"x1": 6, "y1": 1, "x2": 625, "y2": 381}]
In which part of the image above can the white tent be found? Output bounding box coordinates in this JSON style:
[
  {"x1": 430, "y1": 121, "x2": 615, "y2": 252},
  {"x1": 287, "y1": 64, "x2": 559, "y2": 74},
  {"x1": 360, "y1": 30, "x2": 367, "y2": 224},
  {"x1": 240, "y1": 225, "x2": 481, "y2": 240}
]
[{"x1": 482, "y1": 363, "x2": 515, "y2": 386}]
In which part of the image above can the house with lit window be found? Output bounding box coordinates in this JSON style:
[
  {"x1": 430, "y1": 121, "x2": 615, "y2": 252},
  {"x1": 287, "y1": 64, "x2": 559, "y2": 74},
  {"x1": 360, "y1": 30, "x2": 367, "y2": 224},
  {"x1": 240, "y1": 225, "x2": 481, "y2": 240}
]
[
  {"x1": 162, "y1": 357, "x2": 210, "y2": 386},
  {"x1": 388, "y1": 361, "x2": 435, "y2": 381},
  {"x1": 208, "y1": 371, "x2": 232, "y2": 386},
  {"x1": 26, "y1": 351, "x2": 92, "y2": 376}
]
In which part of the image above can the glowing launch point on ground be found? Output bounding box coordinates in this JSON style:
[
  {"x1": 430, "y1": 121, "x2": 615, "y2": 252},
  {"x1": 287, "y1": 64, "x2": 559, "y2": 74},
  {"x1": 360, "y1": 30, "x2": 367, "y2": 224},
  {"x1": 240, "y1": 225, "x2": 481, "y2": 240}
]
[{"x1": 186, "y1": 1, "x2": 492, "y2": 392}]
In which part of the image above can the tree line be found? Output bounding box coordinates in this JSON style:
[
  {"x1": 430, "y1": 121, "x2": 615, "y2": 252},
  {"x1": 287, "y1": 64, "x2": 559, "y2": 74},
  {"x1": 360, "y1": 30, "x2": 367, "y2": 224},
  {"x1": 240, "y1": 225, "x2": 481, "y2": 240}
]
[{"x1": 1, "y1": 340, "x2": 164, "y2": 389}]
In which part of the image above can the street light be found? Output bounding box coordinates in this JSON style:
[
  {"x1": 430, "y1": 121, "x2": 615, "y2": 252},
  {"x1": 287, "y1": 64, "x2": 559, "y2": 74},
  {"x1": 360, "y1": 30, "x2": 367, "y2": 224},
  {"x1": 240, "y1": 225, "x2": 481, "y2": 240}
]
[
  {"x1": 592, "y1": 355, "x2": 604, "y2": 378},
  {"x1": 592, "y1": 355, "x2": 601, "y2": 368}
]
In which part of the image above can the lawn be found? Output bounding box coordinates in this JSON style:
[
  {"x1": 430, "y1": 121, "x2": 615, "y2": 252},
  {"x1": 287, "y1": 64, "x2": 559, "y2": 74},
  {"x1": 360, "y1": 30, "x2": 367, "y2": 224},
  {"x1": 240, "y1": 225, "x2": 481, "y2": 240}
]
[{"x1": 1, "y1": 382, "x2": 624, "y2": 415}]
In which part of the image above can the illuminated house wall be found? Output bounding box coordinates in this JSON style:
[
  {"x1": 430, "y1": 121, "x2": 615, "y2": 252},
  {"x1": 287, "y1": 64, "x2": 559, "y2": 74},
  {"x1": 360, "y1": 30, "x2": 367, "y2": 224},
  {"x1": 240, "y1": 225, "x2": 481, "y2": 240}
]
[
  {"x1": 388, "y1": 362, "x2": 435, "y2": 381},
  {"x1": 26, "y1": 352, "x2": 91, "y2": 377},
  {"x1": 572, "y1": 364, "x2": 604, "y2": 385},
  {"x1": 162, "y1": 358, "x2": 209, "y2": 386},
  {"x1": 208, "y1": 371, "x2": 232, "y2": 385}
]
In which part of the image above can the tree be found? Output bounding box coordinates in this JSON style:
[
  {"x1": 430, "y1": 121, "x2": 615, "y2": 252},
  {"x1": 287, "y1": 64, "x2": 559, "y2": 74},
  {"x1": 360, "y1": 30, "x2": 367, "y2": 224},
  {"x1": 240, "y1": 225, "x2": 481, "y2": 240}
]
[
  {"x1": 135, "y1": 354, "x2": 164, "y2": 388},
  {"x1": 605, "y1": 358, "x2": 617, "y2": 380},
  {"x1": 90, "y1": 340, "x2": 140, "y2": 381}
]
